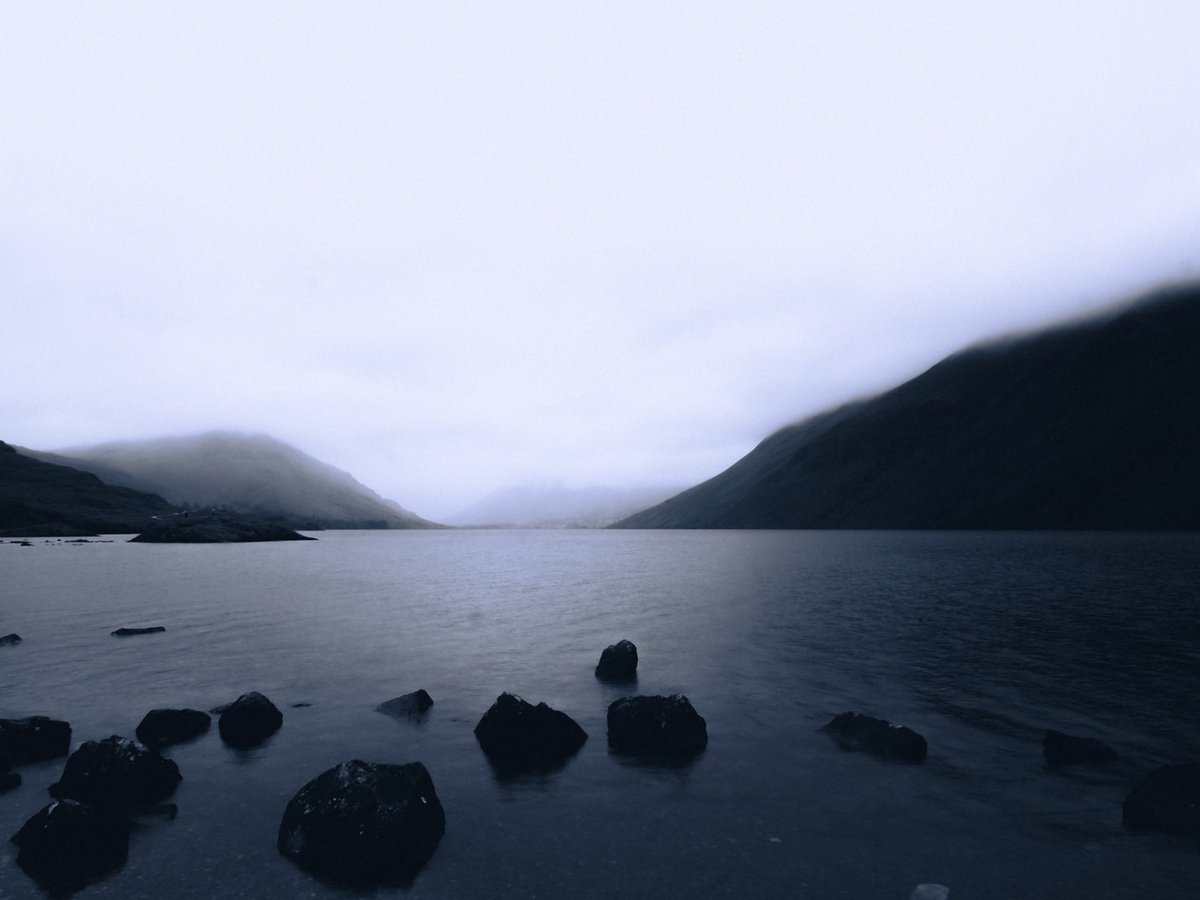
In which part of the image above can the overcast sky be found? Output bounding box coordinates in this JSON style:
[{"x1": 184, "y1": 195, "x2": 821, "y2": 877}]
[{"x1": 4, "y1": 3, "x2": 1198, "y2": 520}]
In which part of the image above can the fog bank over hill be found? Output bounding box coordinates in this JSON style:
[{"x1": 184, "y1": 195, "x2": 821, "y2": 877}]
[
  {"x1": 34, "y1": 432, "x2": 437, "y2": 530},
  {"x1": 616, "y1": 281, "x2": 1200, "y2": 530},
  {"x1": 447, "y1": 482, "x2": 683, "y2": 528}
]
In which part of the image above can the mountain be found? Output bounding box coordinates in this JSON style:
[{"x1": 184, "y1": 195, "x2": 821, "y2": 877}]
[
  {"x1": 33, "y1": 432, "x2": 438, "y2": 530},
  {"x1": 0, "y1": 440, "x2": 176, "y2": 536},
  {"x1": 447, "y1": 482, "x2": 684, "y2": 528},
  {"x1": 616, "y1": 281, "x2": 1200, "y2": 530}
]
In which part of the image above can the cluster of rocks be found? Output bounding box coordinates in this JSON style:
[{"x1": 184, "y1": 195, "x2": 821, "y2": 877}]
[
  {"x1": 814, "y1": 710, "x2": 1200, "y2": 838},
  {"x1": 5, "y1": 633, "x2": 1197, "y2": 895},
  {"x1": 2, "y1": 692, "x2": 283, "y2": 895}
]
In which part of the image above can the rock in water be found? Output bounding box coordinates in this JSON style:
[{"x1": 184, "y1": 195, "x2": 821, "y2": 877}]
[
  {"x1": 473, "y1": 693, "x2": 587, "y2": 773},
  {"x1": 129, "y1": 510, "x2": 316, "y2": 543},
  {"x1": 1043, "y1": 729, "x2": 1118, "y2": 768},
  {"x1": 376, "y1": 689, "x2": 434, "y2": 719},
  {"x1": 278, "y1": 759, "x2": 445, "y2": 884},
  {"x1": 0, "y1": 716, "x2": 72, "y2": 764},
  {"x1": 595, "y1": 639, "x2": 638, "y2": 681},
  {"x1": 0, "y1": 633, "x2": 21, "y2": 645},
  {"x1": 111, "y1": 625, "x2": 166, "y2": 637},
  {"x1": 607, "y1": 694, "x2": 708, "y2": 756},
  {"x1": 136, "y1": 708, "x2": 212, "y2": 748},
  {"x1": 819, "y1": 712, "x2": 927, "y2": 762},
  {"x1": 218, "y1": 691, "x2": 283, "y2": 748},
  {"x1": 49, "y1": 736, "x2": 181, "y2": 811},
  {"x1": 1122, "y1": 763, "x2": 1200, "y2": 834},
  {"x1": 11, "y1": 799, "x2": 130, "y2": 895}
]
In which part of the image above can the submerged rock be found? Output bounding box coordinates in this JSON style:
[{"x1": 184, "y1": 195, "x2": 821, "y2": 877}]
[
  {"x1": 111, "y1": 625, "x2": 166, "y2": 637},
  {"x1": 0, "y1": 632, "x2": 22, "y2": 645},
  {"x1": 595, "y1": 639, "x2": 638, "y2": 682},
  {"x1": 1043, "y1": 729, "x2": 1118, "y2": 769},
  {"x1": 218, "y1": 691, "x2": 283, "y2": 748},
  {"x1": 49, "y1": 735, "x2": 181, "y2": 811},
  {"x1": 474, "y1": 693, "x2": 587, "y2": 773},
  {"x1": 376, "y1": 690, "x2": 434, "y2": 719},
  {"x1": 278, "y1": 759, "x2": 445, "y2": 884},
  {"x1": 11, "y1": 799, "x2": 130, "y2": 895},
  {"x1": 819, "y1": 711, "x2": 927, "y2": 762},
  {"x1": 0, "y1": 716, "x2": 72, "y2": 765},
  {"x1": 607, "y1": 694, "x2": 708, "y2": 756},
  {"x1": 1122, "y1": 763, "x2": 1200, "y2": 834},
  {"x1": 136, "y1": 708, "x2": 212, "y2": 749}
]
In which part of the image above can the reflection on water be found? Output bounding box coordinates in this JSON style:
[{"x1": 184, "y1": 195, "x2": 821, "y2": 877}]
[{"x1": 1, "y1": 529, "x2": 1198, "y2": 898}]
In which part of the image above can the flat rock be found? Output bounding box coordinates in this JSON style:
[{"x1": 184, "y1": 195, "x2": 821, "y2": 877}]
[
  {"x1": 607, "y1": 694, "x2": 708, "y2": 756},
  {"x1": 111, "y1": 625, "x2": 166, "y2": 637},
  {"x1": 0, "y1": 633, "x2": 21, "y2": 645},
  {"x1": 376, "y1": 690, "x2": 434, "y2": 719},
  {"x1": 0, "y1": 716, "x2": 72, "y2": 765},
  {"x1": 130, "y1": 510, "x2": 316, "y2": 543},
  {"x1": 595, "y1": 639, "x2": 638, "y2": 682},
  {"x1": 820, "y1": 711, "x2": 927, "y2": 762},
  {"x1": 218, "y1": 691, "x2": 283, "y2": 748},
  {"x1": 1122, "y1": 762, "x2": 1200, "y2": 834},
  {"x1": 474, "y1": 693, "x2": 587, "y2": 773},
  {"x1": 278, "y1": 759, "x2": 445, "y2": 884},
  {"x1": 49, "y1": 735, "x2": 182, "y2": 811},
  {"x1": 136, "y1": 708, "x2": 212, "y2": 749},
  {"x1": 1043, "y1": 729, "x2": 1118, "y2": 768},
  {"x1": 10, "y1": 799, "x2": 130, "y2": 896}
]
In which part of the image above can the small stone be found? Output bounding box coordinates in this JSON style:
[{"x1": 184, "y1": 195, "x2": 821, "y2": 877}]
[
  {"x1": 607, "y1": 694, "x2": 708, "y2": 756},
  {"x1": 218, "y1": 692, "x2": 283, "y2": 748},
  {"x1": 0, "y1": 716, "x2": 72, "y2": 765},
  {"x1": 474, "y1": 693, "x2": 587, "y2": 773},
  {"x1": 0, "y1": 633, "x2": 22, "y2": 645},
  {"x1": 49, "y1": 735, "x2": 181, "y2": 811},
  {"x1": 111, "y1": 626, "x2": 166, "y2": 637},
  {"x1": 376, "y1": 690, "x2": 434, "y2": 719},
  {"x1": 819, "y1": 711, "x2": 927, "y2": 762},
  {"x1": 136, "y1": 708, "x2": 212, "y2": 749},
  {"x1": 595, "y1": 639, "x2": 638, "y2": 682},
  {"x1": 10, "y1": 799, "x2": 130, "y2": 895}
]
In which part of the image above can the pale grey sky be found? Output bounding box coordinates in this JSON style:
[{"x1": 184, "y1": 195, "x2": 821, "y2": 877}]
[{"x1": 4, "y1": 2, "x2": 1198, "y2": 520}]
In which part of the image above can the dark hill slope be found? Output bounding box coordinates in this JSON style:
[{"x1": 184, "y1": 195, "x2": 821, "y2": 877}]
[
  {"x1": 616, "y1": 282, "x2": 1200, "y2": 530},
  {"x1": 0, "y1": 441, "x2": 176, "y2": 535},
  {"x1": 38, "y1": 432, "x2": 438, "y2": 530}
]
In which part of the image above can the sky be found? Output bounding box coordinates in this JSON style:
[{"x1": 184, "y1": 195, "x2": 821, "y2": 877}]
[{"x1": 4, "y1": 2, "x2": 1199, "y2": 521}]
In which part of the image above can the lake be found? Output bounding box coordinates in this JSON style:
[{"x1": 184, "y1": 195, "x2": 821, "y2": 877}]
[{"x1": 2, "y1": 529, "x2": 1198, "y2": 898}]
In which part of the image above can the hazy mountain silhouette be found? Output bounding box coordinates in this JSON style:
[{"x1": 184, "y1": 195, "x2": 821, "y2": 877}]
[
  {"x1": 616, "y1": 281, "x2": 1200, "y2": 530},
  {"x1": 0, "y1": 440, "x2": 176, "y2": 536},
  {"x1": 35, "y1": 432, "x2": 438, "y2": 530},
  {"x1": 447, "y1": 482, "x2": 683, "y2": 528}
]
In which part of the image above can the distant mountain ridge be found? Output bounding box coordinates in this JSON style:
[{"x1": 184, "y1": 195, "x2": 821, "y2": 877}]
[
  {"x1": 33, "y1": 432, "x2": 437, "y2": 530},
  {"x1": 447, "y1": 482, "x2": 683, "y2": 528},
  {"x1": 616, "y1": 282, "x2": 1200, "y2": 530},
  {"x1": 0, "y1": 440, "x2": 175, "y2": 536}
]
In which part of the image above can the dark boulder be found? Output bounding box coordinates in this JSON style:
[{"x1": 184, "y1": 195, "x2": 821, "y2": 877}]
[
  {"x1": 595, "y1": 639, "x2": 638, "y2": 682},
  {"x1": 1043, "y1": 729, "x2": 1119, "y2": 769},
  {"x1": 136, "y1": 708, "x2": 212, "y2": 749},
  {"x1": 11, "y1": 799, "x2": 130, "y2": 895},
  {"x1": 474, "y1": 693, "x2": 587, "y2": 773},
  {"x1": 607, "y1": 694, "x2": 708, "y2": 756},
  {"x1": 111, "y1": 626, "x2": 166, "y2": 637},
  {"x1": 278, "y1": 759, "x2": 445, "y2": 885},
  {"x1": 819, "y1": 711, "x2": 927, "y2": 762},
  {"x1": 1122, "y1": 763, "x2": 1200, "y2": 834},
  {"x1": 0, "y1": 716, "x2": 72, "y2": 764},
  {"x1": 49, "y1": 735, "x2": 181, "y2": 811},
  {"x1": 218, "y1": 691, "x2": 283, "y2": 748},
  {"x1": 376, "y1": 690, "x2": 434, "y2": 719},
  {"x1": 0, "y1": 632, "x2": 21, "y2": 645}
]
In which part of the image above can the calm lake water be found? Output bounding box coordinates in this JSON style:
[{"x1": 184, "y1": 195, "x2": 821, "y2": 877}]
[{"x1": 1, "y1": 529, "x2": 1198, "y2": 898}]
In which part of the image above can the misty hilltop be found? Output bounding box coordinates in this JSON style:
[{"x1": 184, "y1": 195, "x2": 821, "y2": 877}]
[
  {"x1": 616, "y1": 281, "x2": 1200, "y2": 530},
  {"x1": 32, "y1": 432, "x2": 438, "y2": 530},
  {"x1": 0, "y1": 440, "x2": 175, "y2": 536}
]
